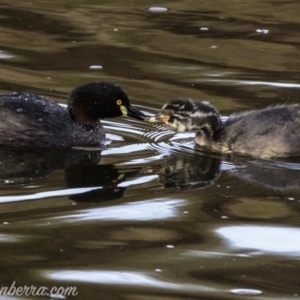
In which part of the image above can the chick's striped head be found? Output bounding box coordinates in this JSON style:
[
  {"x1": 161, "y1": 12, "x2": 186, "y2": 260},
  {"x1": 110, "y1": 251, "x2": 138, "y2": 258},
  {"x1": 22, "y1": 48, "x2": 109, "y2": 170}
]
[{"x1": 148, "y1": 99, "x2": 221, "y2": 133}]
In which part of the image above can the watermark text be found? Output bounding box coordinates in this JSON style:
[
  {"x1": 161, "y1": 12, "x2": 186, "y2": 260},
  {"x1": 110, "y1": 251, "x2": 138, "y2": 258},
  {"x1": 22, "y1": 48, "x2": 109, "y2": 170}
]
[{"x1": 0, "y1": 281, "x2": 78, "y2": 297}]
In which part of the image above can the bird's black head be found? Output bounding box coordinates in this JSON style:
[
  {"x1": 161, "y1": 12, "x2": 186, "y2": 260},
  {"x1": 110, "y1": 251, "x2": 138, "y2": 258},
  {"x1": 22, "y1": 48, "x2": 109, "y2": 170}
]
[{"x1": 68, "y1": 81, "x2": 146, "y2": 126}]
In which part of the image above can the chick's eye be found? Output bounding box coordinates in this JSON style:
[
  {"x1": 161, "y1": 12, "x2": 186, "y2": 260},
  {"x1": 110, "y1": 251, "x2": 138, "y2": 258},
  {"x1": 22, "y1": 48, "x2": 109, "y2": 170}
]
[
  {"x1": 168, "y1": 116, "x2": 175, "y2": 123},
  {"x1": 116, "y1": 99, "x2": 122, "y2": 106}
]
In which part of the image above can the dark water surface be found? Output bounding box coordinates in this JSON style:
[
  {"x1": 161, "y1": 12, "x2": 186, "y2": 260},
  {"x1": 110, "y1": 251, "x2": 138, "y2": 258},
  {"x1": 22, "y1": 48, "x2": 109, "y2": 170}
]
[{"x1": 0, "y1": 1, "x2": 300, "y2": 299}]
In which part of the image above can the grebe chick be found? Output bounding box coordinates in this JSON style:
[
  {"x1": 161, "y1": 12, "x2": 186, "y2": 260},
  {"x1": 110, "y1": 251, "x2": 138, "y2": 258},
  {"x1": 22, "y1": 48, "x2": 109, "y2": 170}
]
[
  {"x1": 148, "y1": 99, "x2": 300, "y2": 158},
  {"x1": 0, "y1": 81, "x2": 146, "y2": 147}
]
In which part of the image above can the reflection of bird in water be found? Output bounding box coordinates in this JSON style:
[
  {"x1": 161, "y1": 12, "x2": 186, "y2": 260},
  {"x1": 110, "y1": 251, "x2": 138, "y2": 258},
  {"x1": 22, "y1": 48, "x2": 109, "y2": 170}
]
[
  {"x1": 156, "y1": 153, "x2": 221, "y2": 190},
  {"x1": 228, "y1": 157, "x2": 300, "y2": 190},
  {"x1": 148, "y1": 99, "x2": 300, "y2": 158},
  {"x1": 0, "y1": 146, "x2": 130, "y2": 203},
  {"x1": 0, "y1": 147, "x2": 102, "y2": 185},
  {"x1": 0, "y1": 81, "x2": 146, "y2": 147},
  {"x1": 65, "y1": 161, "x2": 141, "y2": 203}
]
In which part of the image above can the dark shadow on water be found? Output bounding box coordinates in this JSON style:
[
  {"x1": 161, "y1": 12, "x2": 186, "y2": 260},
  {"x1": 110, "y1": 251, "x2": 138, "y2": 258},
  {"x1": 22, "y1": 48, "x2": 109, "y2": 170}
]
[
  {"x1": 0, "y1": 146, "x2": 132, "y2": 203},
  {"x1": 157, "y1": 152, "x2": 222, "y2": 190},
  {"x1": 227, "y1": 155, "x2": 300, "y2": 190},
  {"x1": 0, "y1": 146, "x2": 101, "y2": 180},
  {"x1": 1, "y1": 143, "x2": 300, "y2": 206},
  {"x1": 65, "y1": 161, "x2": 140, "y2": 203},
  {"x1": 154, "y1": 149, "x2": 300, "y2": 191}
]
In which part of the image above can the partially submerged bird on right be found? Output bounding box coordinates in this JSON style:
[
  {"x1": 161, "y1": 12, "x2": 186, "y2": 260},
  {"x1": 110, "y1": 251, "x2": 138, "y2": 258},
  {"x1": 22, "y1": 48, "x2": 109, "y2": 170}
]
[{"x1": 147, "y1": 99, "x2": 300, "y2": 158}]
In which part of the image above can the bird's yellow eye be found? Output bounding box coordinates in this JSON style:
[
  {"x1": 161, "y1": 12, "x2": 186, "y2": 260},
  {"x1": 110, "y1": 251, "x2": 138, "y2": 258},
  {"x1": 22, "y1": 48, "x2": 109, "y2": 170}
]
[{"x1": 116, "y1": 99, "x2": 122, "y2": 106}]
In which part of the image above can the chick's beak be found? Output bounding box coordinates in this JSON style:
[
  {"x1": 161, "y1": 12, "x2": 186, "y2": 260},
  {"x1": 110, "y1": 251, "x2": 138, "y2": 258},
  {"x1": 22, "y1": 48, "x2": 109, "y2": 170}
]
[
  {"x1": 147, "y1": 114, "x2": 170, "y2": 123},
  {"x1": 121, "y1": 105, "x2": 146, "y2": 121}
]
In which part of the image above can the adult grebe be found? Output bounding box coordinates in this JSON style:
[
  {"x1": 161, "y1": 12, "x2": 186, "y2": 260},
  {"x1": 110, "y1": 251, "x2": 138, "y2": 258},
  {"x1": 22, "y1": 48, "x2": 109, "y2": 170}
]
[{"x1": 0, "y1": 81, "x2": 146, "y2": 147}]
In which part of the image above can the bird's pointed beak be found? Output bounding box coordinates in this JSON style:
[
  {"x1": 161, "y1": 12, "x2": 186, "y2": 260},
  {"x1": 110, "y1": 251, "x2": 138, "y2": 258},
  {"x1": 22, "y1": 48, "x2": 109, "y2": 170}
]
[
  {"x1": 146, "y1": 114, "x2": 170, "y2": 123},
  {"x1": 121, "y1": 105, "x2": 147, "y2": 121}
]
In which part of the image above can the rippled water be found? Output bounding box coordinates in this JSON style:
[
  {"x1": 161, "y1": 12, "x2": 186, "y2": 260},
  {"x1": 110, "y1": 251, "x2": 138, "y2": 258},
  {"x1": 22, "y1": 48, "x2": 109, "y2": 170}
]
[{"x1": 0, "y1": 1, "x2": 300, "y2": 299}]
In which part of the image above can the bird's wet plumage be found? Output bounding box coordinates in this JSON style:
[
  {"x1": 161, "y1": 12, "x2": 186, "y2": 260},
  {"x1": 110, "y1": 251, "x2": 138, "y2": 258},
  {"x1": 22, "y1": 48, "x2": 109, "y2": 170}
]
[
  {"x1": 148, "y1": 99, "x2": 300, "y2": 158},
  {"x1": 0, "y1": 81, "x2": 146, "y2": 147}
]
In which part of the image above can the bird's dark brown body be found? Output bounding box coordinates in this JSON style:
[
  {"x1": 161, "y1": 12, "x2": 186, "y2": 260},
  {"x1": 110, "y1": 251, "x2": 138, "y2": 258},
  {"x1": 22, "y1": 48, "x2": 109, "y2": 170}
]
[{"x1": 0, "y1": 82, "x2": 145, "y2": 147}]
